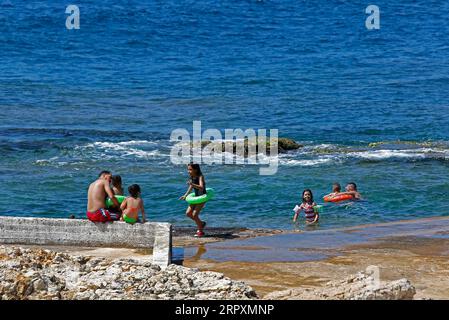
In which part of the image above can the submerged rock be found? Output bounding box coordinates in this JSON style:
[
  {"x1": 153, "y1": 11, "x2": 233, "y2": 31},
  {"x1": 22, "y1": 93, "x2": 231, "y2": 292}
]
[{"x1": 0, "y1": 246, "x2": 257, "y2": 300}]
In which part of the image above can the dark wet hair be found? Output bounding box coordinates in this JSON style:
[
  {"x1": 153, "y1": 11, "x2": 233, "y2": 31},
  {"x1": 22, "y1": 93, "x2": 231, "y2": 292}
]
[
  {"x1": 111, "y1": 175, "x2": 122, "y2": 187},
  {"x1": 302, "y1": 189, "x2": 314, "y2": 204},
  {"x1": 99, "y1": 170, "x2": 111, "y2": 177},
  {"x1": 188, "y1": 163, "x2": 202, "y2": 176},
  {"x1": 128, "y1": 184, "x2": 141, "y2": 198},
  {"x1": 348, "y1": 182, "x2": 357, "y2": 190},
  {"x1": 333, "y1": 182, "x2": 341, "y2": 192}
]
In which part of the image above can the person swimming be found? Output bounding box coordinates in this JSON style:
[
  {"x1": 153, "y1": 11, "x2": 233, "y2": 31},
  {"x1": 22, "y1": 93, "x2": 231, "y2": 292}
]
[
  {"x1": 120, "y1": 184, "x2": 146, "y2": 224},
  {"x1": 323, "y1": 182, "x2": 342, "y2": 200},
  {"x1": 341, "y1": 182, "x2": 362, "y2": 200}
]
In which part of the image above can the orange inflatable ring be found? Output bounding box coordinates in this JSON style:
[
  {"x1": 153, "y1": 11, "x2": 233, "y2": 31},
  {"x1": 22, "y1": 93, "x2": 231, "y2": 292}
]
[{"x1": 323, "y1": 194, "x2": 354, "y2": 203}]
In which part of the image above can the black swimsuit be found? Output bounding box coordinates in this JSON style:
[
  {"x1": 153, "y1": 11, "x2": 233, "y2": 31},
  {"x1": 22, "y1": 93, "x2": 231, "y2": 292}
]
[{"x1": 192, "y1": 176, "x2": 206, "y2": 196}]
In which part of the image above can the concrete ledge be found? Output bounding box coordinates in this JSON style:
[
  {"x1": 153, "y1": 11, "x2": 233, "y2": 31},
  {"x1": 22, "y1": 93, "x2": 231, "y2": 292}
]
[{"x1": 0, "y1": 216, "x2": 172, "y2": 268}]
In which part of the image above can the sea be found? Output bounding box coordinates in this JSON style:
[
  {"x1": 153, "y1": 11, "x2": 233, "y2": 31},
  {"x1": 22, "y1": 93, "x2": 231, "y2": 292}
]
[{"x1": 1, "y1": 0, "x2": 448, "y2": 230}]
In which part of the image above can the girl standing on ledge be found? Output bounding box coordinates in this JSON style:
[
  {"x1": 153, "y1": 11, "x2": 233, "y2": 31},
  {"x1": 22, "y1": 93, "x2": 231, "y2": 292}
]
[{"x1": 179, "y1": 163, "x2": 207, "y2": 237}]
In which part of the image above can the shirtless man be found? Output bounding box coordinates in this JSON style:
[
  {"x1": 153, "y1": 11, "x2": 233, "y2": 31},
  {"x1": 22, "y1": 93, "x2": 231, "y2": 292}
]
[
  {"x1": 87, "y1": 171, "x2": 121, "y2": 222},
  {"x1": 342, "y1": 182, "x2": 362, "y2": 200}
]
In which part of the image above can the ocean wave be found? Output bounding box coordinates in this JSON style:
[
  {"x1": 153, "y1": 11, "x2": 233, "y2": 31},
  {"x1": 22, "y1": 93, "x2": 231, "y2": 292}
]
[
  {"x1": 348, "y1": 149, "x2": 427, "y2": 160},
  {"x1": 80, "y1": 141, "x2": 160, "y2": 159},
  {"x1": 111, "y1": 140, "x2": 159, "y2": 146},
  {"x1": 348, "y1": 148, "x2": 449, "y2": 161},
  {"x1": 34, "y1": 140, "x2": 162, "y2": 167},
  {"x1": 278, "y1": 146, "x2": 449, "y2": 167},
  {"x1": 280, "y1": 157, "x2": 337, "y2": 167},
  {"x1": 35, "y1": 157, "x2": 70, "y2": 167},
  {"x1": 33, "y1": 140, "x2": 449, "y2": 168}
]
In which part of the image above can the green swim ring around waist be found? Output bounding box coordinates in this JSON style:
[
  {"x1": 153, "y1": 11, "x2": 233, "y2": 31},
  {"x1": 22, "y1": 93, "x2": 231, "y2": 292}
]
[
  {"x1": 106, "y1": 195, "x2": 126, "y2": 208},
  {"x1": 185, "y1": 188, "x2": 215, "y2": 205}
]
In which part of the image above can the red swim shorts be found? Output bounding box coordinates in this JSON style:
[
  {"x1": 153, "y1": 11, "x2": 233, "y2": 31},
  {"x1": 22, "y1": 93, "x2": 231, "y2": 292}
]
[{"x1": 86, "y1": 208, "x2": 120, "y2": 222}]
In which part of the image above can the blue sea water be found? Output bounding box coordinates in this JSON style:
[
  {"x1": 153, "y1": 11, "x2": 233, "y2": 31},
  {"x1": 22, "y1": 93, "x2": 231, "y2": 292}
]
[{"x1": 1, "y1": 0, "x2": 449, "y2": 230}]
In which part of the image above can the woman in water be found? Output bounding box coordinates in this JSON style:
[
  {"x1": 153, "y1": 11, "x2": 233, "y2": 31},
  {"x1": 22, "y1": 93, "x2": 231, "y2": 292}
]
[
  {"x1": 179, "y1": 163, "x2": 207, "y2": 237},
  {"x1": 293, "y1": 189, "x2": 319, "y2": 224}
]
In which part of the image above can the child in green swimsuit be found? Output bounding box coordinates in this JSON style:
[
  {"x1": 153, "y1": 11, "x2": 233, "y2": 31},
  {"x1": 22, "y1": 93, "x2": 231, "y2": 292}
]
[{"x1": 120, "y1": 184, "x2": 146, "y2": 224}]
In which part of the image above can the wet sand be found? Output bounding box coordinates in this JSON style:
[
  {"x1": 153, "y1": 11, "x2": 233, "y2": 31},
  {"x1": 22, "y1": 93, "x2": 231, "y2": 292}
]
[{"x1": 182, "y1": 216, "x2": 449, "y2": 299}]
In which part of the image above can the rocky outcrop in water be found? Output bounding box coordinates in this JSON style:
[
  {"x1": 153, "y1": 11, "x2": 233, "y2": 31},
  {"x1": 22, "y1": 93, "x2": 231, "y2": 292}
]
[
  {"x1": 0, "y1": 246, "x2": 257, "y2": 300},
  {"x1": 264, "y1": 271, "x2": 416, "y2": 300},
  {"x1": 199, "y1": 137, "x2": 302, "y2": 156}
]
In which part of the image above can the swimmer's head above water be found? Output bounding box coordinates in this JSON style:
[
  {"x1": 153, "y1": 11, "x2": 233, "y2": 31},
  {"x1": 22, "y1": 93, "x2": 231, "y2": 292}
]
[
  {"x1": 333, "y1": 182, "x2": 341, "y2": 193},
  {"x1": 346, "y1": 182, "x2": 357, "y2": 192},
  {"x1": 302, "y1": 189, "x2": 314, "y2": 204}
]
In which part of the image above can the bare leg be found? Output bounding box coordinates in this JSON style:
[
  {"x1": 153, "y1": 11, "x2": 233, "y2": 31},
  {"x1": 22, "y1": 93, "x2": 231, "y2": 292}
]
[
  {"x1": 186, "y1": 205, "x2": 201, "y2": 228},
  {"x1": 185, "y1": 205, "x2": 194, "y2": 220},
  {"x1": 192, "y1": 203, "x2": 205, "y2": 231}
]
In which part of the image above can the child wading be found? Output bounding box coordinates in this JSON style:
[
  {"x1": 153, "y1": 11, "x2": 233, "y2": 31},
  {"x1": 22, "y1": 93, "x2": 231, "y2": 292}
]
[
  {"x1": 293, "y1": 189, "x2": 319, "y2": 225},
  {"x1": 179, "y1": 163, "x2": 207, "y2": 237},
  {"x1": 120, "y1": 184, "x2": 146, "y2": 224}
]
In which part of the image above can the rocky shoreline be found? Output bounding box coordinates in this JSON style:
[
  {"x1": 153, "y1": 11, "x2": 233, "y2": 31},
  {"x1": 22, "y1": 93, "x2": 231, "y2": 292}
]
[
  {"x1": 264, "y1": 272, "x2": 415, "y2": 300},
  {"x1": 0, "y1": 244, "x2": 418, "y2": 300},
  {"x1": 0, "y1": 246, "x2": 257, "y2": 300}
]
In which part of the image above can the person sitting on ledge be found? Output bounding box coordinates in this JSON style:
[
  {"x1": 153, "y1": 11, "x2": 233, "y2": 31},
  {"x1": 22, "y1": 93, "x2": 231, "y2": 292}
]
[
  {"x1": 87, "y1": 170, "x2": 121, "y2": 222},
  {"x1": 120, "y1": 184, "x2": 146, "y2": 224},
  {"x1": 111, "y1": 175, "x2": 124, "y2": 196}
]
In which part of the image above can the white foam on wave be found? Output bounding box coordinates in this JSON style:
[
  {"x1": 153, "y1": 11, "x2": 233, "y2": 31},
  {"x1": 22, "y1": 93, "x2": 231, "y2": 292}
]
[
  {"x1": 35, "y1": 156, "x2": 70, "y2": 167},
  {"x1": 35, "y1": 156, "x2": 59, "y2": 165},
  {"x1": 35, "y1": 141, "x2": 449, "y2": 168},
  {"x1": 348, "y1": 148, "x2": 432, "y2": 160},
  {"x1": 114, "y1": 140, "x2": 158, "y2": 146},
  {"x1": 189, "y1": 151, "x2": 273, "y2": 165},
  {"x1": 280, "y1": 157, "x2": 336, "y2": 166},
  {"x1": 278, "y1": 147, "x2": 449, "y2": 167},
  {"x1": 82, "y1": 141, "x2": 160, "y2": 159},
  {"x1": 311, "y1": 143, "x2": 339, "y2": 150}
]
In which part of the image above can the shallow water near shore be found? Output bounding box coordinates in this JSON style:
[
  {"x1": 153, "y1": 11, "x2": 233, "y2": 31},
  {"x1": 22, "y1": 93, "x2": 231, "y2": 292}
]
[
  {"x1": 183, "y1": 217, "x2": 449, "y2": 262},
  {"x1": 1, "y1": 1, "x2": 449, "y2": 230}
]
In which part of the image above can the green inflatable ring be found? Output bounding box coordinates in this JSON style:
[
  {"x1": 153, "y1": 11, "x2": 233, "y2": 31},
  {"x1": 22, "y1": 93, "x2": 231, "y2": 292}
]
[
  {"x1": 106, "y1": 195, "x2": 126, "y2": 208},
  {"x1": 185, "y1": 188, "x2": 215, "y2": 205}
]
